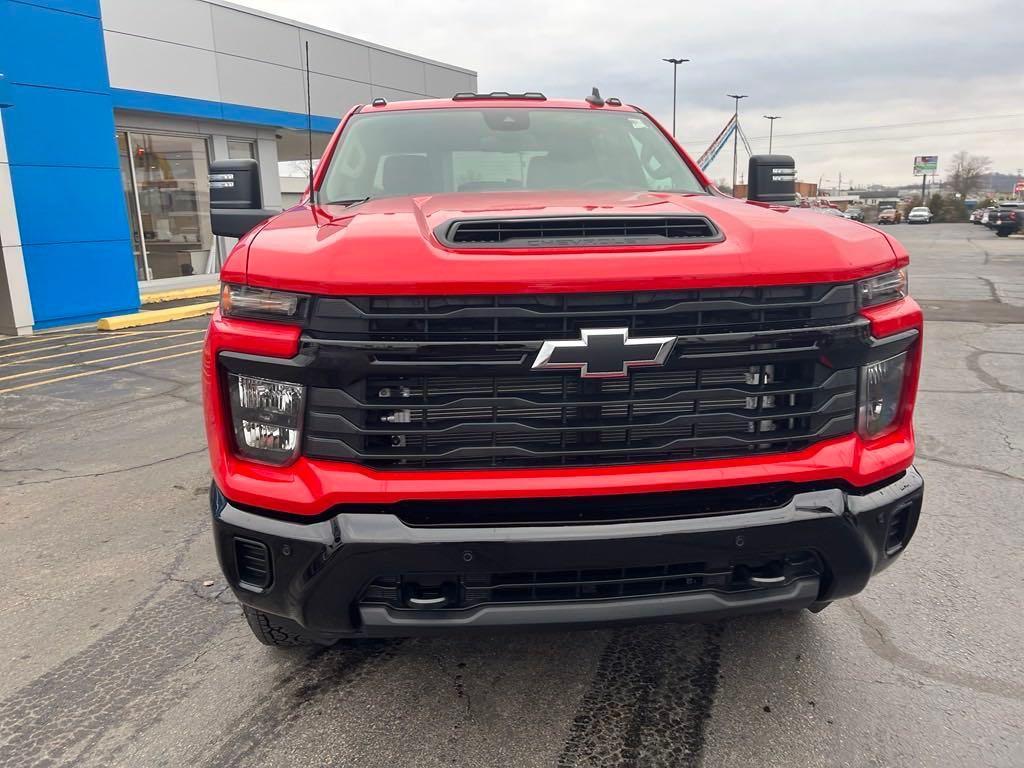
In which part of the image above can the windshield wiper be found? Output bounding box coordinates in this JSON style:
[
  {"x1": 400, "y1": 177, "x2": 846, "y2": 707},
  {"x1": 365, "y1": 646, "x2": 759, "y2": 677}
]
[{"x1": 322, "y1": 196, "x2": 371, "y2": 207}]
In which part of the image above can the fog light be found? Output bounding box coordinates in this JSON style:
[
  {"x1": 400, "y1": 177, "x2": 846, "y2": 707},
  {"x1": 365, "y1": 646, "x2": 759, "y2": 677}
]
[
  {"x1": 228, "y1": 374, "x2": 305, "y2": 464},
  {"x1": 859, "y1": 352, "x2": 907, "y2": 438},
  {"x1": 239, "y1": 420, "x2": 299, "y2": 452}
]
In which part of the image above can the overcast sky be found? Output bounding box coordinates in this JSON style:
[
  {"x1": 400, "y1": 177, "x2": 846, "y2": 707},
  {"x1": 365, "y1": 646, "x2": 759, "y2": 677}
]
[{"x1": 237, "y1": 0, "x2": 1022, "y2": 189}]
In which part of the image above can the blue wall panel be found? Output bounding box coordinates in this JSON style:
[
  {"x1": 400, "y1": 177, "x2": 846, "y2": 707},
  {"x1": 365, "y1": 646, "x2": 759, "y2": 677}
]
[
  {"x1": 4, "y1": 84, "x2": 118, "y2": 167},
  {"x1": 22, "y1": 241, "x2": 139, "y2": 326},
  {"x1": 4, "y1": 2, "x2": 110, "y2": 93},
  {"x1": 10, "y1": 166, "x2": 130, "y2": 245},
  {"x1": 14, "y1": 0, "x2": 100, "y2": 17},
  {"x1": 2, "y1": 0, "x2": 139, "y2": 327}
]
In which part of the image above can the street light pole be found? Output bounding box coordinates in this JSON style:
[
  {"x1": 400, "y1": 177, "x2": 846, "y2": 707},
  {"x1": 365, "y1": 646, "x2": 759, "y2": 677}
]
[
  {"x1": 662, "y1": 58, "x2": 689, "y2": 136},
  {"x1": 727, "y1": 94, "x2": 748, "y2": 192},
  {"x1": 763, "y1": 114, "x2": 780, "y2": 153}
]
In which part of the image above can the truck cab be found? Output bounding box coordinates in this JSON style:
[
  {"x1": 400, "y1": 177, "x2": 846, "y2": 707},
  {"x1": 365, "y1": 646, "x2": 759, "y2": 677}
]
[{"x1": 202, "y1": 92, "x2": 923, "y2": 646}]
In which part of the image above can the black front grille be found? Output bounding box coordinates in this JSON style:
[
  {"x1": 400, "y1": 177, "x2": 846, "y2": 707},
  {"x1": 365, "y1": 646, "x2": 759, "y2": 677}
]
[
  {"x1": 308, "y1": 283, "x2": 858, "y2": 341},
  {"x1": 436, "y1": 215, "x2": 722, "y2": 247},
  {"x1": 294, "y1": 284, "x2": 864, "y2": 470},
  {"x1": 361, "y1": 552, "x2": 821, "y2": 611}
]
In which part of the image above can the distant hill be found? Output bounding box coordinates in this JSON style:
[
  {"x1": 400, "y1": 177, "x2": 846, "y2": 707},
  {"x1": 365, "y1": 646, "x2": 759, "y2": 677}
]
[{"x1": 979, "y1": 172, "x2": 1021, "y2": 194}]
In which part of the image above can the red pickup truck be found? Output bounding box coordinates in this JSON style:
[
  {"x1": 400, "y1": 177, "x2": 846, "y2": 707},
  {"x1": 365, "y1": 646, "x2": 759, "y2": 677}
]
[{"x1": 203, "y1": 92, "x2": 923, "y2": 646}]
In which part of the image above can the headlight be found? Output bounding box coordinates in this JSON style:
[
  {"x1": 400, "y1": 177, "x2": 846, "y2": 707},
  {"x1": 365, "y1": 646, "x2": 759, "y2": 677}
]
[
  {"x1": 220, "y1": 284, "x2": 308, "y2": 322},
  {"x1": 858, "y1": 269, "x2": 907, "y2": 308},
  {"x1": 858, "y1": 352, "x2": 907, "y2": 438},
  {"x1": 227, "y1": 374, "x2": 305, "y2": 465}
]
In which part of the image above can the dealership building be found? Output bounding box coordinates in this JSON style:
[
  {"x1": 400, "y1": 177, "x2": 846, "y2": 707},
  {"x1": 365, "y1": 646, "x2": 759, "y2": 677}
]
[{"x1": 0, "y1": 0, "x2": 476, "y2": 334}]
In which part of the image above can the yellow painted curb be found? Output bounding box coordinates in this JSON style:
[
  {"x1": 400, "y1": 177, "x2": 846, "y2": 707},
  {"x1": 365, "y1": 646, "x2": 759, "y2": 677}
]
[
  {"x1": 140, "y1": 284, "x2": 219, "y2": 304},
  {"x1": 97, "y1": 302, "x2": 218, "y2": 331}
]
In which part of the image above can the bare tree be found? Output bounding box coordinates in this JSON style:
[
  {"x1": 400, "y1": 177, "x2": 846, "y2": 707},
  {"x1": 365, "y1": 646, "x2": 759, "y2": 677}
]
[{"x1": 947, "y1": 151, "x2": 991, "y2": 198}]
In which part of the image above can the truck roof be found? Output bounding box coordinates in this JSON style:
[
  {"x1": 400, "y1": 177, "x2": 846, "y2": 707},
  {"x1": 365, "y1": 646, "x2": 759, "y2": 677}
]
[{"x1": 360, "y1": 93, "x2": 639, "y2": 113}]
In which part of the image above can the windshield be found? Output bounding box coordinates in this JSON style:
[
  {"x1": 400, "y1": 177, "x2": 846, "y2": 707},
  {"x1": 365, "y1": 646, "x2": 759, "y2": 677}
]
[
  {"x1": 319, "y1": 108, "x2": 706, "y2": 202},
  {"x1": 911, "y1": 207, "x2": 929, "y2": 213}
]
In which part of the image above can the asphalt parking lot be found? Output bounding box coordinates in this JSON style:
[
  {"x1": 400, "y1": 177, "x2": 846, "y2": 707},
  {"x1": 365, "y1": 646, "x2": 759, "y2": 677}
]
[{"x1": 0, "y1": 223, "x2": 1021, "y2": 768}]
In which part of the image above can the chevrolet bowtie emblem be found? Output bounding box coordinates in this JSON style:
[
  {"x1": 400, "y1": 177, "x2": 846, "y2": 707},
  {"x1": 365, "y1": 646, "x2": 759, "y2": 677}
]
[{"x1": 532, "y1": 328, "x2": 676, "y2": 379}]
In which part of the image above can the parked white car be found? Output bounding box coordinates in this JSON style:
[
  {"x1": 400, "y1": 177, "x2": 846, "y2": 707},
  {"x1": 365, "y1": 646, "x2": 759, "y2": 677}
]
[{"x1": 907, "y1": 207, "x2": 933, "y2": 224}]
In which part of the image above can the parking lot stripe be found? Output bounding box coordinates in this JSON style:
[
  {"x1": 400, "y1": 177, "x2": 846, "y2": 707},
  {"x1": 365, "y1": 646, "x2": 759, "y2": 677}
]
[
  {"x1": 0, "y1": 334, "x2": 138, "y2": 359},
  {"x1": 0, "y1": 329, "x2": 205, "y2": 366},
  {"x1": 0, "y1": 349, "x2": 202, "y2": 394},
  {"x1": 0, "y1": 339, "x2": 205, "y2": 382},
  {"x1": 0, "y1": 331, "x2": 116, "y2": 350}
]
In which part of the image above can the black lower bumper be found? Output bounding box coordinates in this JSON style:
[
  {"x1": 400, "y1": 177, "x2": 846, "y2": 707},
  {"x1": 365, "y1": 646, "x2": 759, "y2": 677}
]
[{"x1": 211, "y1": 468, "x2": 923, "y2": 640}]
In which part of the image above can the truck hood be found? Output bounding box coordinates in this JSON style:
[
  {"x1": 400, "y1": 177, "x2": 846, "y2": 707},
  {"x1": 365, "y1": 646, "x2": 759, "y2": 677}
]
[{"x1": 242, "y1": 191, "x2": 898, "y2": 295}]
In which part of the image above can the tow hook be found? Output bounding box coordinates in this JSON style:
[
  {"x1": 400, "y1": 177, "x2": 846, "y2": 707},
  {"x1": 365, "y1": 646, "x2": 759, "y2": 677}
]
[
  {"x1": 740, "y1": 561, "x2": 787, "y2": 587},
  {"x1": 401, "y1": 579, "x2": 458, "y2": 609}
]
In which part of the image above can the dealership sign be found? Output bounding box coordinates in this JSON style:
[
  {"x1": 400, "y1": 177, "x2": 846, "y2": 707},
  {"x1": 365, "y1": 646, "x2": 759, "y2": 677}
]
[
  {"x1": 913, "y1": 155, "x2": 938, "y2": 176},
  {"x1": 1015, "y1": 180, "x2": 1024, "y2": 194}
]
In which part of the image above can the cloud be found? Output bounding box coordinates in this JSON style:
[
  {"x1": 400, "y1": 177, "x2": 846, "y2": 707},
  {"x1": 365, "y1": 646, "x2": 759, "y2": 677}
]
[{"x1": 237, "y1": 0, "x2": 1023, "y2": 185}]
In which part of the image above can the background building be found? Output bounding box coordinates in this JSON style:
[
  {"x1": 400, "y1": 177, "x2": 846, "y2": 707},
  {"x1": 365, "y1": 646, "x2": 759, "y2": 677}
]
[{"x1": 0, "y1": 0, "x2": 476, "y2": 334}]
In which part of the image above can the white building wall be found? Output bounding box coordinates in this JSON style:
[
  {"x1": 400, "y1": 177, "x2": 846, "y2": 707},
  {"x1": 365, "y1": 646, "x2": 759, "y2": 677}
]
[
  {"x1": 0, "y1": 110, "x2": 34, "y2": 335},
  {"x1": 99, "y1": 0, "x2": 477, "y2": 117}
]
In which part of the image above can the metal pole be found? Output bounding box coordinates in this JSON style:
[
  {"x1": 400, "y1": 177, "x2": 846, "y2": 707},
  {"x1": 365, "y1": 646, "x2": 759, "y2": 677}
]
[
  {"x1": 663, "y1": 58, "x2": 689, "y2": 137},
  {"x1": 672, "y1": 65, "x2": 677, "y2": 136},
  {"x1": 763, "y1": 115, "x2": 780, "y2": 153},
  {"x1": 727, "y1": 94, "x2": 747, "y2": 192}
]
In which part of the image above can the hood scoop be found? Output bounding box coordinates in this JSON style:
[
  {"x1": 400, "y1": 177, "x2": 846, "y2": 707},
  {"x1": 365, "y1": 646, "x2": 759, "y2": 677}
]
[{"x1": 436, "y1": 215, "x2": 723, "y2": 248}]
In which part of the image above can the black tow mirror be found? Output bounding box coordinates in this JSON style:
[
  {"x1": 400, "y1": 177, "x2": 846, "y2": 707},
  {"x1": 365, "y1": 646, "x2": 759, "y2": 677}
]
[
  {"x1": 747, "y1": 154, "x2": 797, "y2": 204},
  {"x1": 209, "y1": 159, "x2": 279, "y2": 237}
]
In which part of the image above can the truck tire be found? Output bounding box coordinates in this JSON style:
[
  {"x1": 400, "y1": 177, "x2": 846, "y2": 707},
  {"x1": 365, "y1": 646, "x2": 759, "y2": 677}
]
[{"x1": 242, "y1": 604, "x2": 324, "y2": 647}]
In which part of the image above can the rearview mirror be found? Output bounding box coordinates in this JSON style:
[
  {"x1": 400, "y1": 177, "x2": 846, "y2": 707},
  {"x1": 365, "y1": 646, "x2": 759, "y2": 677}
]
[
  {"x1": 747, "y1": 155, "x2": 797, "y2": 204},
  {"x1": 209, "y1": 159, "x2": 280, "y2": 237}
]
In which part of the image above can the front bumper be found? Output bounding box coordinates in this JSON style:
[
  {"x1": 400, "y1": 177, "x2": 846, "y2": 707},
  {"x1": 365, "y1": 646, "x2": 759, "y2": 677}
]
[{"x1": 211, "y1": 468, "x2": 923, "y2": 640}]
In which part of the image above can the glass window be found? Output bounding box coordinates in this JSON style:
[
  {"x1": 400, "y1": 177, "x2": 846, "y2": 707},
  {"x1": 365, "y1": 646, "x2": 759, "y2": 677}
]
[
  {"x1": 116, "y1": 132, "x2": 148, "y2": 280},
  {"x1": 320, "y1": 108, "x2": 706, "y2": 203},
  {"x1": 123, "y1": 132, "x2": 215, "y2": 280},
  {"x1": 227, "y1": 139, "x2": 256, "y2": 160}
]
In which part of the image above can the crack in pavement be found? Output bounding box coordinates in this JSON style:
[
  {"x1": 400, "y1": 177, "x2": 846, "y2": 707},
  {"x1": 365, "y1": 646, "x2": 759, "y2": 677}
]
[
  {"x1": 0, "y1": 448, "x2": 206, "y2": 488},
  {"x1": 916, "y1": 452, "x2": 1023, "y2": 483},
  {"x1": 0, "y1": 465, "x2": 68, "y2": 474},
  {"x1": 965, "y1": 238, "x2": 994, "y2": 265},
  {"x1": 963, "y1": 346, "x2": 1024, "y2": 394},
  {"x1": 977, "y1": 276, "x2": 1003, "y2": 304},
  {"x1": 844, "y1": 600, "x2": 1024, "y2": 702}
]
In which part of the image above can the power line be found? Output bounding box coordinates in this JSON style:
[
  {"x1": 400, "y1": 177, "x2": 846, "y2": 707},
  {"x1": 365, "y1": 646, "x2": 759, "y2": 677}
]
[
  {"x1": 687, "y1": 113, "x2": 1024, "y2": 146},
  {"x1": 767, "y1": 126, "x2": 1020, "y2": 150},
  {"x1": 748, "y1": 113, "x2": 1024, "y2": 141}
]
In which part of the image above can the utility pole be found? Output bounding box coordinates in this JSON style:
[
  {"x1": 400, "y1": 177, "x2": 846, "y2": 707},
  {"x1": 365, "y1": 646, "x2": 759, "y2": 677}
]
[
  {"x1": 662, "y1": 58, "x2": 689, "y2": 136},
  {"x1": 763, "y1": 115, "x2": 780, "y2": 153},
  {"x1": 727, "y1": 94, "x2": 747, "y2": 192}
]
